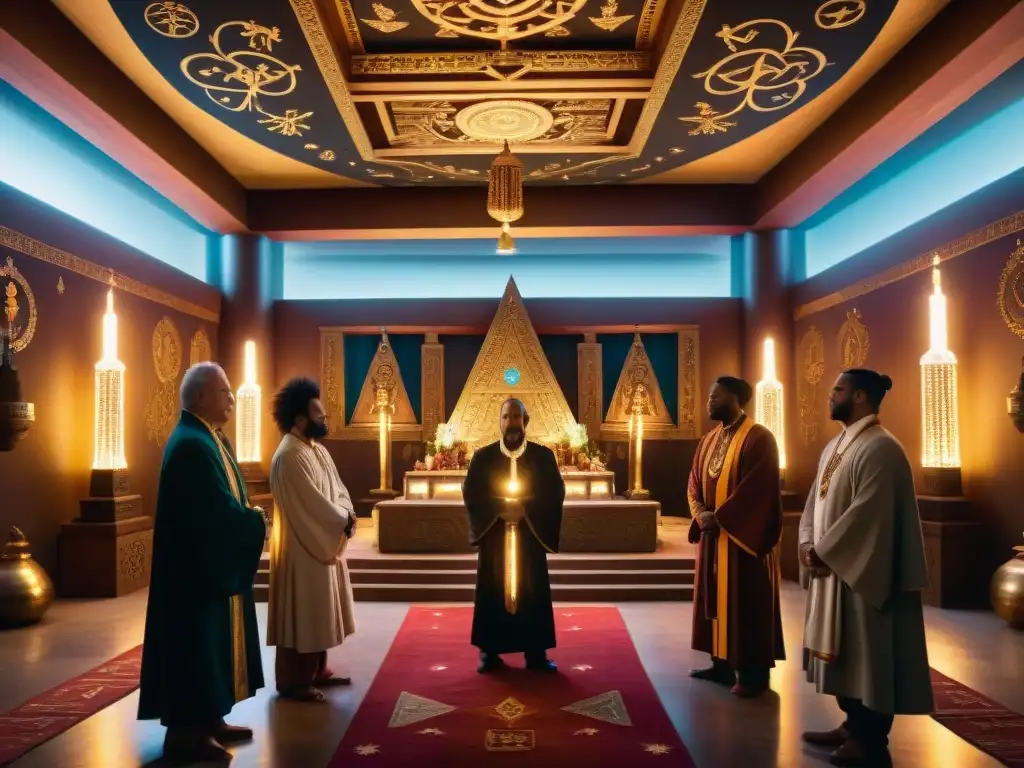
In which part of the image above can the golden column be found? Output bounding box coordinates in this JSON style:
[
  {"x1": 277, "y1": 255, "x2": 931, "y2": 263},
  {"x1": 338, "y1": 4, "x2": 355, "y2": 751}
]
[{"x1": 625, "y1": 383, "x2": 650, "y2": 500}]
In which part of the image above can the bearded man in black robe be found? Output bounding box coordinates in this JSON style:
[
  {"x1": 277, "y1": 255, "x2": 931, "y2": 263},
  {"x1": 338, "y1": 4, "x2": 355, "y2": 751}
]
[{"x1": 463, "y1": 398, "x2": 565, "y2": 673}]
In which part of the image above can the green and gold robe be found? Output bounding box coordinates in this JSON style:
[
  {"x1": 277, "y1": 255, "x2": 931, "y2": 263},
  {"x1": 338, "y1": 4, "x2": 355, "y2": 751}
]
[{"x1": 138, "y1": 411, "x2": 267, "y2": 727}]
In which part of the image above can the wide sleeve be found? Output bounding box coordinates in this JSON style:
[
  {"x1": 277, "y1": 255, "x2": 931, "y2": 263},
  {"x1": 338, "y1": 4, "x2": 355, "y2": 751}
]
[
  {"x1": 687, "y1": 434, "x2": 709, "y2": 544},
  {"x1": 463, "y1": 448, "x2": 501, "y2": 545},
  {"x1": 167, "y1": 439, "x2": 266, "y2": 597},
  {"x1": 272, "y1": 448, "x2": 351, "y2": 564},
  {"x1": 814, "y1": 440, "x2": 906, "y2": 611},
  {"x1": 713, "y1": 428, "x2": 783, "y2": 558},
  {"x1": 523, "y1": 446, "x2": 564, "y2": 553},
  {"x1": 798, "y1": 475, "x2": 819, "y2": 589}
]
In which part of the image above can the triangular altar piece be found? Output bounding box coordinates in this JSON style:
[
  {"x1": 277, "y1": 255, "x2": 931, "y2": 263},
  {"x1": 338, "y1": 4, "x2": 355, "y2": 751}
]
[
  {"x1": 561, "y1": 690, "x2": 632, "y2": 726},
  {"x1": 605, "y1": 330, "x2": 673, "y2": 425},
  {"x1": 448, "y1": 277, "x2": 575, "y2": 446},
  {"x1": 350, "y1": 329, "x2": 417, "y2": 425},
  {"x1": 388, "y1": 691, "x2": 457, "y2": 728}
]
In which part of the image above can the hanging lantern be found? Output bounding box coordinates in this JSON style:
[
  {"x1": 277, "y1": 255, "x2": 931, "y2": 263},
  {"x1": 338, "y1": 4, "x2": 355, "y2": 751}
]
[{"x1": 487, "y1": 140, "x2": 524, "y2": 255}]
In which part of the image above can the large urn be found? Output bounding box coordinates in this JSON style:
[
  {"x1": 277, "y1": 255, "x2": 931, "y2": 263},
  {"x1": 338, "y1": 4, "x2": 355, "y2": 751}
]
[
  {"x1": 991, "y1": 546, "x2": 1024, "y2": 630},
  {"x1": 0, "y1": 527, "x2": 55, "y2": 629}
]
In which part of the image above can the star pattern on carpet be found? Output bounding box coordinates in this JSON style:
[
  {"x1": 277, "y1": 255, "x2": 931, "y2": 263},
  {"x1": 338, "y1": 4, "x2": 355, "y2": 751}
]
[
  {"x1": 642, "y1": 743, "x2": 673, "y2": 755},
  {"x1": 430, "y1": 664, "x2": 448, "y2": 671},
  {"x1": 575, "y1": 727, "x2": 600, "y2": 736},
  {"x1": 430, "y1": 624, "x2": 440, "y2": 630},
  {"x1": 354, "y1": 744, "x2": 380, "y2": 755},
  {"x1": 562, "y1": 612, "x2": 574, "y2": 616},
  {"x1": 569, "y1": 626, "x2": 583, "y2": 631},
  {"x1": 417, "y1": 727, "x2": 445, "y2": 736},
  {"x1": 432, "y1": 612, "x2": 444, "y2": 617},
  {"x1": 493, "y1": 696, "x2": 528, "y2": 726},
  {"x1": 573, "y1": 664, "x2": 594, "y2": 672},
  {"x1": 388, "y1": 691, "x2": 457, "y2": 728},
  {"x1": 562, "y1": 690, "x2": 633, "y2": 726}
]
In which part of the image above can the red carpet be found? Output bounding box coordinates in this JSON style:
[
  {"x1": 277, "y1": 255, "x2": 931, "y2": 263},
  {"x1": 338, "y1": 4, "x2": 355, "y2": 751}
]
[
  {"x1": 931, "y1": 668, "x2": 1024, "y2": 767},
  {"x1": 0, "y1": 645, "x2": 142, "y2": 767},
  {"x1": 331, "y1": 606, "x2": 694, "y2": 766}
]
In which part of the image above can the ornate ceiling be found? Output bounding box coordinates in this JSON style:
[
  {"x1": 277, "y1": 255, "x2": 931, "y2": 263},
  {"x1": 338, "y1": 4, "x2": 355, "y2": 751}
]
[{"x1": 80, "y1": 0, "x2": 916, "y2": 186}]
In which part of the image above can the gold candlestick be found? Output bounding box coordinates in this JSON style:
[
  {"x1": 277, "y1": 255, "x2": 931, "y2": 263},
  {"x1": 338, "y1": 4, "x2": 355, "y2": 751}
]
[{"x1": 626, "y1": 385, "x2": 650, "y2": 500}]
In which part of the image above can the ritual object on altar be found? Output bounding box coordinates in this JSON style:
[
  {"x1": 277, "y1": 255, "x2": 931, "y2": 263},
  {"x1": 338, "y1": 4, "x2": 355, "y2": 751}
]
[
  {"x1": 369, "y1": 331, "x2": 400, "y2": 498},
  {"x1": 625, "y1": 383, "x2": 651, "y2": 500},
  {"x1": 555, "y1": 423, "x2": 606, "y2": 473}
]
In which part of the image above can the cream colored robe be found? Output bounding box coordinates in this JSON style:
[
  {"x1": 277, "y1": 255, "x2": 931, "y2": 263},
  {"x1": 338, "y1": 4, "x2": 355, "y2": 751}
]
[
  {"x1": 799, "y1": 417, "x2": 934, "y2": 715},
  {"x1": 267, "y1": 434, "x2": 356, "y2": 654}
]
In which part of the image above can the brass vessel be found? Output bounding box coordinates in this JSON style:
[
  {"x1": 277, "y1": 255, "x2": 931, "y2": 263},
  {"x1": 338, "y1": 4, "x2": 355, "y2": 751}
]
[
  {"x1": 0, "y1": 400, "x2": 35, "y2": 450},
  {"x1": 991, "y1": 546, "x2": 1024, "y2": 630},
  {"x1": 0, "y1": 526, "x2": 55, "y2": 629}
]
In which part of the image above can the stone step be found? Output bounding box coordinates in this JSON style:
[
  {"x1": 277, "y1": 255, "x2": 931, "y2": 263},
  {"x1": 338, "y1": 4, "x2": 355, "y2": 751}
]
[
  {"x1": 347, "y1": 568, "x2": 693, "y2": 586},
  {"x1": 259, "y1": 555, "x2": 695, "y2": 572},
  {"x1": 352, "y1": 583, "x2": 693, "y2": 602}
]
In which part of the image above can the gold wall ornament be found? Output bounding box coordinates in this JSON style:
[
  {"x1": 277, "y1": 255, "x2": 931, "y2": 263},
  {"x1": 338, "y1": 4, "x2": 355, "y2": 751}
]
[
  {"x1": 57, "y1": 276, "x2": 64, "y2": 295},
  {"x1": 837, "y1": 309, "x2": 869, "y2": 369},
  {"x1": 152, "y1": 317, "x2": 183, "y2": 384},
  {"x1": 676, "y1": 327, "x2": 700, "y2": 439},
  {"x1": 815, "y1": 0, "x2": 866, "y2": 30},
  {"x1": 189, "y1": 328, "x2": 212, "y2": 366},
  {"x1": 487, "y1": 142, "x2": 524, "y2": 254},
  {"x1": 456, "y1": 101, "x2": 555, "y2": 143},
  {"x1": 144, "y1": 380, "x2": 178, "y2": 446},
  {"x1": 0, "y1": 256, "x2": 36, "y2": 353},
  {"x1": 421, "y1": 335, "x2": 445, "y2": 441},
  {"x1": 605, "y1": 329, "x2": 673, "y2": 427},
  {"x1": 144, "y1": 1, "x2": 199, "y2": 38},
  {"x1": 997, "y1": 239, "x2": 1024, "y2": 338},
  {"x1": 351, "y1": 50, "x2": 651, "y2": 78},
  {"x1": 180, "y1": 21, "x2": 313, "y2": 138},
  {"x1": 350, "y1": 329, "x2": 417, "y2": 427},
  {"x1": 320, "y1": 329, "x2": 345, "y2": 436},
  {"x1": 409, "y1": 0, "x2": 589, "y2": 48},
  {"x1": 447, "y1": 277, "x2": 575, "y2": 447},
  {"x1": 798, "y1": 326, "x2": 825, "y2": 447},
  {"x1": 590, "y1": 0, "x2": 634, "y2": 32},
  {"x1": 361, "y1": 3, "x2": 410, "y2": 32},
  {"x1": 687, "y1": 19, "x2": 827, "y2": 132}
]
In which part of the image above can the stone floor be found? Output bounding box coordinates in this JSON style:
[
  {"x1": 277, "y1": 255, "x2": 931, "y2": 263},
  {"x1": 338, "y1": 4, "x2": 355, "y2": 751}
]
[{"x1": 0, "y1": 585, "x2": 1021, "y2": 767}]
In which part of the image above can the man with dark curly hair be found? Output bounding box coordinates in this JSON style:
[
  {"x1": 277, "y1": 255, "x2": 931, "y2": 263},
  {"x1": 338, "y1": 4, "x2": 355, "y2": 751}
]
[{"x1": 267, "y1": 377, "x2": 357, "y2": 702}]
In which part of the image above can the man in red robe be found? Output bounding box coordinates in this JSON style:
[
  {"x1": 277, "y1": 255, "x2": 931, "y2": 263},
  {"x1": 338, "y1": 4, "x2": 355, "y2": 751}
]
[{"x1": 687, "y1": 375, "x2": 785, "y2": 697}]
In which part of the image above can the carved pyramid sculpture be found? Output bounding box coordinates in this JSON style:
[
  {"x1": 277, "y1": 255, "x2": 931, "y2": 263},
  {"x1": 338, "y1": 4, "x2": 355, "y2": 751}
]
[
  {"x1": 605, "y1": 330, "x2": 673, "y2": 426},
  {"x1": 350, "y1": 329, "x2": 417, "y2": 426},
  {"x1": 448, "y1": 278, "x2": 574, "y2": 446}
]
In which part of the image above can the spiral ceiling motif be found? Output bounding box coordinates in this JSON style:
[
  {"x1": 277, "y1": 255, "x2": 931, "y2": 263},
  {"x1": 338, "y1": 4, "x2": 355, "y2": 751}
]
[{"x1": 455, "y1": 101, "x2": 555, "y2": 143}]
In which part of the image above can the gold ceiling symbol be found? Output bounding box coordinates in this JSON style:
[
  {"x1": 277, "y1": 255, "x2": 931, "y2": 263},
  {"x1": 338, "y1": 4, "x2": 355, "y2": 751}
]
[
  {"x1": 590, "y1": 0, "x2": 635, "y2": 32},
  {"x1": 687, "y1": 19, "x2": 828, "y2": 130},
  {"x1": 678, "y1": 101, "x2": 736, "y2": 135},
  {"x1": 561, "y1": 690, "x2": 633, "y2": 726},
  {"x1": 179, "y1": 20, "x2": 313, "y2": 138},
  {"x1": 456, "y1": 101, "x2": 555, "y2": 142},
  {"x1": 815, "y1": 0, "x2": 867, "y2": 30},
  {"x1": 362, "y1": 3, "x2": 410, "y2": 33},
  {"x1": 144, "y1": 2, "x2": 199, "y2": 38},
  {"x1": 447, "y1": 278, "x2": 575, "y2": 446},
  {"x1": 409, "y1": 0, "x2": 590, "y2": 48},
  {"x1": 388, "y1": 691, "x2": 457, "y2": 728}
]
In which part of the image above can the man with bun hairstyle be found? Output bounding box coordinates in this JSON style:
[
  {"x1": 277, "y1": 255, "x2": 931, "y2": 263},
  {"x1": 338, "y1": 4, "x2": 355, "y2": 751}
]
[
  {"x1": 800, "y1": 369, "x2": 933, "y2": 767},
  {"x1": 687, "y1": 375, "x2": 785, "y2": 698}
]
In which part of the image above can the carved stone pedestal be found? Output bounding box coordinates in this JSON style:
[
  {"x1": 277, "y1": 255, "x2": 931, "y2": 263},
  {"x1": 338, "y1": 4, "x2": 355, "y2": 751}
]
[
  {"x1": 780, "y1": 489, "x2": 805, "y2": 583},
  {"x1": 59, "y1": 468, "x2": 152, "y2": 597},
  {"x1": 918, "y1": 493, "x2": 988, "y2": 609},
  {"x1": 239, "y1": 462, "x2": 274, "y2": 542}
]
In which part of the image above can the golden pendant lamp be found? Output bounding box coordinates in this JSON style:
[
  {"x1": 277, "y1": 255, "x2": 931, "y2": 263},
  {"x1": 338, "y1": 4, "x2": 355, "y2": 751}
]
[{"x1": 487, "y1": 141, "x2": 524, "y2": 255}]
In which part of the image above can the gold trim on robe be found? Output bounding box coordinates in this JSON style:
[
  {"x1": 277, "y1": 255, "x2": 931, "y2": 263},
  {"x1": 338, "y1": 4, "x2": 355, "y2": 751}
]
[{"x1": 708, "y1": 417, "x2": 755, "y2": 659}]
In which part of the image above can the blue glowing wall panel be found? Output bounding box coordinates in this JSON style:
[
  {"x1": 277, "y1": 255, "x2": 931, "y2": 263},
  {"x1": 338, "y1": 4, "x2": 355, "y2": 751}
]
[
  {"x1": 282, "y1": 237, "x2": 734, "y2": 299},
  {"x1": 805, "y1": 97, "x2": 1024, "y2": 278},
  {"x1": 0, "y1": 81, "x2": 210, "y2": 280}
]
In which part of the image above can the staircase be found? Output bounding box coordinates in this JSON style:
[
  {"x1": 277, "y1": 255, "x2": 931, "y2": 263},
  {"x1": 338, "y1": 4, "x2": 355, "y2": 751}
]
[{"x1": 255, "y1": 551, "x2": 694, "y2": 603}]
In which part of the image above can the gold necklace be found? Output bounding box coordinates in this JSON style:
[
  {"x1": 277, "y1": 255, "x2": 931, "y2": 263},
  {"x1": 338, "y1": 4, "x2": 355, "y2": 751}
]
[
  {"x1": 707, "y1": 414, "x2": 744, "y2": 479},
  {"x1": 499, "y1": 438, "x2": 527, "y2": 494},
  {"x1": 817, "y1": 435, "x2": 845, "y2": 500}
]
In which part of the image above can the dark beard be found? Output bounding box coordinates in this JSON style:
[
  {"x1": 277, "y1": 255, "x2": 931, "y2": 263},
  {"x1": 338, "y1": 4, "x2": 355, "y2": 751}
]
[
  {"x1": 305, "y1": 420, "x2": 329, "y2": 440},
  {"x1": 502, "y1": 429, "x2": 524, "y2": 449},
  {"x1": 709, "y1": 405, "x2": 731, "y2": 423},
  {"x1": 829, "y1": 400, "x2": 852, "y2": 422}
]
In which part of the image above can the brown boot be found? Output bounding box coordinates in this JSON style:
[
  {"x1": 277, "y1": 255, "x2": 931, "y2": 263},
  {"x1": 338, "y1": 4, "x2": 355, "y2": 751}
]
[
  {"x1": 801, "y1": 725, "x2": 850, "y2": 749},
  {"x1": 213, "y1": 720, "x2": 254, "y2": 745},
  {"x1": 828, "y1": 738, "x2": 892, "y2": 767}
]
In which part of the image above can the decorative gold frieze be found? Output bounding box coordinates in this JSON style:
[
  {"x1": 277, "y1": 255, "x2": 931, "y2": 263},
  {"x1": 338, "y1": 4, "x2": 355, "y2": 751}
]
[
  {"x1": 421, "y1": 336, "x2": 445, "y2": 440},
  {"x1": 351, "y1": 50, "x2": 651, "y2": 78},
  {"x1": 796, "y1": 210, "x2": 1024, "y2": 320},
  {"x1": 837, "y1": 309, "x2": 869, "y2": 369},
  {"x1": 320, "y1": 328, "x2": 346, "y2": 436},
  {"x1": 577, "y1": 339, "x2": 603, "y2": 442},
  {"x1": 677, "y1": 328, "x2": 700, "y2": 439},
  {"x1": 0, "y1": 226, "x2": 218, "y2": 322},
  {"x1": 409, "y1": 0, "x2": 589, "y2": 46},
  {"x1": 797, "y1": 326, "x2": 825, "y2": 447}
]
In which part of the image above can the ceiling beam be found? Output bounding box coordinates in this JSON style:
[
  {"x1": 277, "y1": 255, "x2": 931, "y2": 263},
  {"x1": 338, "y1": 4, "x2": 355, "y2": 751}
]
[
  {"x1": 755, "y1": 0, "x2": 1024, "y2": 229},
  {"x1": 248, "y1": 185, "x2": 756, "y2": 240},
  {"x1": 0, "y1": 1, "x2": 247, "y2": 233}
]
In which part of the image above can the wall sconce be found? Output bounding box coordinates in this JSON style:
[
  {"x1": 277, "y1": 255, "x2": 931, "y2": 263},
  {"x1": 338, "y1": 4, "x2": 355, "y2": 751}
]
[
  {"x1": 755, "y1": 336, "x2": 786, "y2": 482},
  {"x1": 235, "y1": 340, "x2": 261, "y2": 464},
  {"x1": 93, "y1": 282, "x2": 126, "y2": 471}
]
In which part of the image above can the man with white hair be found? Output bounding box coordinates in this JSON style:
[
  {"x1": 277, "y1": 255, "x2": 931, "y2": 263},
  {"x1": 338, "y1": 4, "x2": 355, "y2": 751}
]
[{"x1": 138, "y1": 362, "x2": 268, "y2": 762}]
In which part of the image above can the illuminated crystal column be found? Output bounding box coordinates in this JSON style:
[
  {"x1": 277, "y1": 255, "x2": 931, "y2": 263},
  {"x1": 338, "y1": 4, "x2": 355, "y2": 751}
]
[
  {"x1": 235, "y1": 341, "x2": 261, "y2": 464},
  {"x1": 93, "y1": 285, "x2": 126, "y2": 470},
  {"x1": 755, "y1": 337, "x2": 786, "y2": 480},
  {"x1": 920, "y1": 255, "x2": 961, "y2": 496}
]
